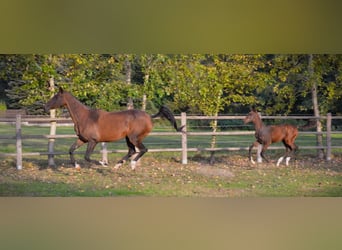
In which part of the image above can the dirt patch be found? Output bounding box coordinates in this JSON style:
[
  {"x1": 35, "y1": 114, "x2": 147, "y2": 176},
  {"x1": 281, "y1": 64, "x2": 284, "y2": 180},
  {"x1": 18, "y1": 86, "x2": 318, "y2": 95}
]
[{"x1": 195, "y1": 165, "x2": 234, "y2": 179}]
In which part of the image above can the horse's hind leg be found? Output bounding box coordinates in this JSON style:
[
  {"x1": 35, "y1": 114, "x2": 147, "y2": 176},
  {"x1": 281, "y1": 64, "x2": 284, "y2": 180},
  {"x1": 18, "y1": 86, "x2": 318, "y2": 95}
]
[
  {"x1": 69, "y1": 139, "x2": 85, "y2": 168},
  {"x1": 122, "y1": 134, "x2": 149, "y2": 170},
  {"x1": 131, "y1": 142, "x2": 147, "y2": 170},
  {"x1": 115, "y1": 136, "x2": 136, "y2": 169}
]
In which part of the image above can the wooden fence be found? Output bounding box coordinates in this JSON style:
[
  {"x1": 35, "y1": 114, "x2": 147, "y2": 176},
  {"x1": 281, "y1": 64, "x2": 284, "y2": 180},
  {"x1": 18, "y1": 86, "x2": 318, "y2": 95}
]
[{"x1": 1, "y1": 113, "x2": 342, "y2": 170}]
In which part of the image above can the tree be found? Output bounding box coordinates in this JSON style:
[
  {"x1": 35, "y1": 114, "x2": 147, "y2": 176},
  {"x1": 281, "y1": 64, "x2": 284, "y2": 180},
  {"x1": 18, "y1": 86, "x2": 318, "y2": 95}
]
[
  {"x1": 308, "y1": 54, "x2": 324, "y2": 159},
  {"x1": 2, "y1": 54, "x2": 341, "y2": 120},
  {"x1": 4, "y1": 54, "x2": 130, "y2": 114},
  {"x1": 6, "y1": 55, "x2": 59, "y2": 114},
  {"x1": 258, "y1": 54, "x2": 306, "y2": 115},
  {"x1": 138, "y1": 54, "x2": 170, "y2": 111}
]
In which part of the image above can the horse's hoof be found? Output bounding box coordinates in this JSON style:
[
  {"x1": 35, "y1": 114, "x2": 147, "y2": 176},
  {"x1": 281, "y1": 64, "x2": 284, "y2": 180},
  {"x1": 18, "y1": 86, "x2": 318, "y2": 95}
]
[
  {"x1": 75, "y1": 162, "x2": 81, "y2": 169},
  {"x1": 99, "y1": 161, "x2": 108, "y2": 167}
]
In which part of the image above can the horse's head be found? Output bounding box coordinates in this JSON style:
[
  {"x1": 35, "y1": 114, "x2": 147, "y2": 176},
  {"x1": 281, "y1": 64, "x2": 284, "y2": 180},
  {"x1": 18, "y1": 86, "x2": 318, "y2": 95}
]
[
  {"x1": 44, "y1": 87, "x2": 67, "y2": 112},
  {"x1": 243, "y1": 108, "x2": 260, "y2": 124}
]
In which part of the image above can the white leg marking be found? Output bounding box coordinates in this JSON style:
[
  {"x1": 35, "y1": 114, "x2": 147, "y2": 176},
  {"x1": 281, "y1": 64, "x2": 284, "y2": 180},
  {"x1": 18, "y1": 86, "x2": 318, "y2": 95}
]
[
  {"x1": 131, "y1": 160, "x2": 137, "y2": 170},
  {"x1": 250, "y1": 157, "x2": 256, "y2": 165},
  {"x1": 75, "y1": 162, "x2": 81, "y2": 169},
  {"x1": 276, "y1": 157, "x2": 284, "y2": 167},
  {"x1": 285, "y1": 157, "x2": 291, "y2": 166},
  {"x1": 99, "y1": 160, "x2": 108, "y2": 167}
]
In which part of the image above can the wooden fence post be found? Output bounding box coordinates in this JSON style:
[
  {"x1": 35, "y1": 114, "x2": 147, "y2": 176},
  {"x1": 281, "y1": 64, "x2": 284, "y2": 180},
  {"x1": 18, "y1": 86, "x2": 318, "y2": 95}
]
[
  {"x1": 16, "y1": 114, "x2": 22, "y2": 170},
  {"x1": 326, "y1": 113, "x2": 332, "y2": 161},
  {"x1": 101, "y1": 142, "x2": 108, "y2": 165},
  {"x1": 257, "y1": 144, "x2": 263, "y2": 163},
  {"x1": 47, "y1": 76, "x2": 56, "y2": 167},
  {"x1": 48, "y1": 109, "x2": 56, "y2": 167},
  {"x1": 181, "y1": 112, "x2": 187, "y2": 164}
]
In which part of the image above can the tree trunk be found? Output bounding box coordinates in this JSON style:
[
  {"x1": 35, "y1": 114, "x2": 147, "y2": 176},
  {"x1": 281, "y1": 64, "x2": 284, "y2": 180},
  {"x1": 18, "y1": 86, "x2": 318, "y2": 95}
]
[
  {"x1": 210, "y1": 119, "x2": 218, "y2": 149},
  {"x1": 209, "y1": 117, "x2": 218, "y2": 165},
  {"x1": 308, "y1": 54, "x2": 324, "y2": 159},
  {"x1": 125, "y1": 56, "x2": 134, "y2": 110},
  {"x1": 142, "y1": 73, "x2": 149, "y2": 111}
]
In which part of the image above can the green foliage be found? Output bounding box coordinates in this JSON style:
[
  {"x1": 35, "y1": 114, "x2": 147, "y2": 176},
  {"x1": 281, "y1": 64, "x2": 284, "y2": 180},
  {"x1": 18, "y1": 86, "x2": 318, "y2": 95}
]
[{"x1": 1, "y1": 54, "x2": 341, "y2": 115}]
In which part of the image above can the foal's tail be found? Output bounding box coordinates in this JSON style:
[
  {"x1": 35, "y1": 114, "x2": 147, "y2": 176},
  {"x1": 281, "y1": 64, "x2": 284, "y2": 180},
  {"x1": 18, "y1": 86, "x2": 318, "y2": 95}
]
[
  {"x1": 299, "y1": 119, "x2": 317, "y2": 130},
  {"x1": 151, "y1": 106, "x2": 185, "y2": 132}
]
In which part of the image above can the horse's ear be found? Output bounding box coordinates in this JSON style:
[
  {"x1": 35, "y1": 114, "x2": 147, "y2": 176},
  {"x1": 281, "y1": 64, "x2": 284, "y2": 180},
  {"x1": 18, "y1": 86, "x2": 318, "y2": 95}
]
[
  {"x1": 59, "y1": 86, "x2": 64, "y2": 93},
  {"x1": 251, "y1": 106, "x2": 257, "y2": 112}
]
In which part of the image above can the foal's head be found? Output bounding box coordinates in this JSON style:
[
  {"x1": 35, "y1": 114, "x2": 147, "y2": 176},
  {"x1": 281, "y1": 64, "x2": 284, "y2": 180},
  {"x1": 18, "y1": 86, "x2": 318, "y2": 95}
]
[
  {"x1": 243, "y1": 108, "x2": 261, "y2": 124},
  {"x1": 45, "y1": 87, "x2": 68, "y2": 112}
]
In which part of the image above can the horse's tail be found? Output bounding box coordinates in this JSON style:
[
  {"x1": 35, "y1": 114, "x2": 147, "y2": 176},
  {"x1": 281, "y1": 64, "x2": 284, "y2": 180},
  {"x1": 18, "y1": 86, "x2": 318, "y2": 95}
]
[{"x1": 151, "y1": 106, "x2": 185, "y2": 132}]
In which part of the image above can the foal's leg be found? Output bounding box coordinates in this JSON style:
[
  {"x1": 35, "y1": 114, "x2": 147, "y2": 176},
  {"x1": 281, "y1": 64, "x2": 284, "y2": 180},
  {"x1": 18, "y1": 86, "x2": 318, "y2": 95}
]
[
  {"x1": 114, "y1": 136, "x2": 136, "y2": 169},
  {"x1": 285, "y1": 143, "x2": 298, "y2": 166},
  {"x1": 69, "y1": 138, "x2": 85, "y2": 167},
  {"x1": 276, "y1": 143, "x2": 289, "y2": 167},
  {"x1": 278, "y1": 138, "x2": 298, "y2": 166},
  {"x1": 260, "y1": 143, "x2": 270, "y2": 163},
  {"x1": 249, "y1": 141, "x2": 260, "y2": 164}
]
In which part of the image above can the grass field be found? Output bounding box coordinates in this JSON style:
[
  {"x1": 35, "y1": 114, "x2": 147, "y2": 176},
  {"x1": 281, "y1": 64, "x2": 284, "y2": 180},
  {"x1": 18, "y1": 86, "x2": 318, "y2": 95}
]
[
  {"x1": 1, "y1": 124, "x2": 342, "y2": 197},
  {"x1": 1, "y1": 152, "x2": 342, "y2": 197}
]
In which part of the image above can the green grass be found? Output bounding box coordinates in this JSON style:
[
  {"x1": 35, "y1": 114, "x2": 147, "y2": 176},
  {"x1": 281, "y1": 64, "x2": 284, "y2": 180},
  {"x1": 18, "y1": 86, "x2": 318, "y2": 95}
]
[
  {"x1": 1, "y1": 152, "x2": 342, "y2": 197},
  {"x1": 0, "y1": 182, "x2": 144, "y2": 197},
  {"x1": 1, "y1": 123, "x2": 342, "y2": 197}
]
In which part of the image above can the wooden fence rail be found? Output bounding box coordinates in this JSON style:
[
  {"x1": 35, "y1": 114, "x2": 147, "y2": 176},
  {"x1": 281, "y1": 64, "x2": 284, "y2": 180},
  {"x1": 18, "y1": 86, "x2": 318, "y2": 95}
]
[{"x1": 1, "y1": 113, "x2": 342, "y2": 169}]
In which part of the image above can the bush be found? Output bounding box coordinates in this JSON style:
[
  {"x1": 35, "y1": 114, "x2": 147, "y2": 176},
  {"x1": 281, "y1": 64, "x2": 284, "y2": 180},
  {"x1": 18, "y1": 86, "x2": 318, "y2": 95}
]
[{"x1": 0, "y1": 101, "x2": 7, "y2": 111}]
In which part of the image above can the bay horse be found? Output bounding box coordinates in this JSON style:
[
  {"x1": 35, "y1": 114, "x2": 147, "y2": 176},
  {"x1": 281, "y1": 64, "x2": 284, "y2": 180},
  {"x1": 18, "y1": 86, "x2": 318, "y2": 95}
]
[
  {"x1": 45, "y1": 87, "x2": 184, "y2": 169},
  {"x1": 243, "y1": 108, "x2": 298, "y2": 166}
]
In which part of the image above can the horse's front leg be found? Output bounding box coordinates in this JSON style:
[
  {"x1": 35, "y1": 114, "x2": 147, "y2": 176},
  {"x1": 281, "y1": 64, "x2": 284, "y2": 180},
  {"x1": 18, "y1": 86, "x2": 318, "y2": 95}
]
[
  {"x1": 69, "y1": 139, "x2": 85, "y2": 167},
  {"x1": 84, "y1": 140, "x2": 98, "y2": 164}
]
